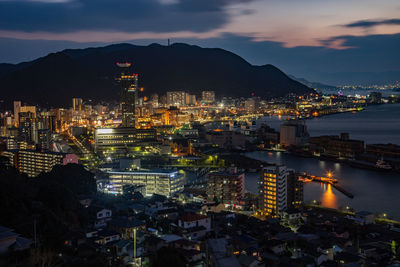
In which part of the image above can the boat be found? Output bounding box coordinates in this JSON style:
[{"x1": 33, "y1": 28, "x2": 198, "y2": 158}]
[{"x1": 376, "y1": 159, "x2": 392, "y2": 170}]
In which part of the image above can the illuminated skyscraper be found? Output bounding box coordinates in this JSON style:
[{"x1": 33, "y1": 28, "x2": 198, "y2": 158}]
[
  {"x1": 13, "y1": 101, "x2": 21, "y2": 126},
  {"x1": 72, "y1": 98, "x2": 83, "y2": 111},
  {"x1": 259, "y1": 165, "x2": 288, "y2": 216},
  {"x1": 117, "y1": 62, "x2": 138, "y2": 128}
]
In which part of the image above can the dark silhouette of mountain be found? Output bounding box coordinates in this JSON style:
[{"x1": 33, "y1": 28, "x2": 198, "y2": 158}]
[
  {"x1": 288, "y1": 75, "x2": 338, "y2": 90},
  {"x1": 0, "y1": 43, "x2": 312, "y2": 107}
]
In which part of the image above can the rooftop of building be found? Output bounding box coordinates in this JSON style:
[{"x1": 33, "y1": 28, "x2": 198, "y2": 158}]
[
  {"x1": 160, "y1": 234, "x2": 183, "y2": 243},
  {"x1": 208, "y1": 169, "x2": 244, "y2": 177},
  {"x1": 108, "y1": 217, "x2": 146, "y2": 228},
  {"x1": 108, "y1": 169, "x2": 181, "y2": 175},
  {"x1": 6, "y1": 149, "x2": 67, "y2": 155},
  {"x1": 179, "y1": 213, "x2": 209, "y2": 222},
  {"x1": 207, "y1": 238, "x2": 228, "y2": 254}
]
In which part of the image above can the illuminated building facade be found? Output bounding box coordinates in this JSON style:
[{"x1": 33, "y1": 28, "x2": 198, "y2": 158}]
[
  {"x1": 259, "y1": 165, "x2": 288, "y2": 216},
  {"x1": 13, "y1": 101, "x2": 21, "y2": 126},
  {"x1": 37, "y1": 129, "x2": 52, "y2": 151},
  {"x1": 309, "y1": 133, "x2": 364, "y2": 159},
  {"x1": 205, "y1": 130, "x2": 246, "y2": 149},
  {"x1": 13, "y1": 101, "x2": 36, "y2": 127},
  {"x1": 167, "y1": 91, "x2": 186, "y2": 107},
  {"x1": 286, "y1": 171, "x2": 303, "y2": 208},
  {"x1": 186, "y1": 93, "x2": 196, "y2": 106},
  {"x1": 206, "y1": 167, "x2": 245, "y2": 204},
  {"x1": 117, "y1": 62, "x2": 138, "y2": 128},
  {"x1": 3, "y1": 149, "x2": 78, "y2": 177},
  {"x1": 107, "y1": 170, "x2": 184, "y2": 197},
  {"x1": 163, "y1": 106, "x2": 179, "y2": 126},
  {"x1": 280, "y1": 120, "x2": 309, "y2": 148},
  {"x1": 94, "y1": 127, "x2": 157, "y2": 156},
  {"x1": 244, "y1": 97, "x2": 259, "y2": 113},
  {"x1": 72, "y1": 98, "x2": 83, "y2": 111},
  {"x1": 201, "y1": 91, "x2": 215, "y2": 103}
]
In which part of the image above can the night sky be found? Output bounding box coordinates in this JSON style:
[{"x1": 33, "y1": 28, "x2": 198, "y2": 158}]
[{"x1": 1, "y1": 0, "x2": 399, "y2": 84}]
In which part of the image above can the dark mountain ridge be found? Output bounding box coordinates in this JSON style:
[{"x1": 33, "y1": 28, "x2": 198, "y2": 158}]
[{"x1": 0, "y1": 43, "x2": 312, "y2": 107}]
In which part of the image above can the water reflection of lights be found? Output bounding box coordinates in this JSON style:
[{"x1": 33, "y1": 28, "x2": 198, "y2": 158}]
[
  {"x1": 334, "y1": 163, "x2": 340, "y2": 170},
  {"x1": 321, "y1": 183, "x2": 337, "y2": 209}
]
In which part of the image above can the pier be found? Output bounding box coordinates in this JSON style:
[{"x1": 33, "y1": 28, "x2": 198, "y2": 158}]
[{"x1": 297, "y1": 172, "x2": 354, "y2": 199}]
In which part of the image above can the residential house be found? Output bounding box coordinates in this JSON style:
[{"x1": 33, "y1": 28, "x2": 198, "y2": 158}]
[
  {"x1": 93, "y1": 229, "x2": 120, "y2": 245},
  {"x1": 108, "y1": 217, "x2": 146, "y2": 239},
  {"x1": 0, "y1": 226, "x2": 32, "y2": 254},
  {"x1": 93, "y1": 208, "x2": 112, "y2": 228},
  {"x1": 178, "y1": 213, "x2": 211, "y2": 240}
]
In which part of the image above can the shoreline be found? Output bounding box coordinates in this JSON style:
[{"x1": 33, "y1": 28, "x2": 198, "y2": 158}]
[{"x1": 284, "y1": 150, "x2": 400, "y2": 174}]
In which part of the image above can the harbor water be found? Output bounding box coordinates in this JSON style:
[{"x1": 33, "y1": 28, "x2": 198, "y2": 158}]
[{"x1": 246, "y1": 103, "x2": 400, "y2": 218}]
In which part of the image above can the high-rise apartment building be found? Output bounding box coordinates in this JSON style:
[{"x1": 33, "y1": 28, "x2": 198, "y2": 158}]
[
  {"x1": 40, "y1": 113, "x2": 57, "y2": 133},
  {"x1": 13, "y1": 101, "x2": 36, "y2": 126},
  {"x1": 2, "y1": 150, "x2": 78, "y2": 177},
  {"x1": 72, "y1": 98, "x2": 83, "y2": 111},
  {"x1": 206, "y1": 167, "x2": 245, "y2": 204},
  {"x1": 259, "y1": 165, "x2": 289, "y2": 216},
  {"x1": 13, "y1": 101, "x2": 21, "y2": 126},
  {"x1": 286, "y1": 170, "x2": 304, "y2": 208},
  {"x1": 244, "y1": 97, "x2": 259, "y2": 113},
  {"x1": 201, "y1": 91, "x2": 215, "y2": 103},
  {"x1": 185, "y1": 93, "x2": 196, "y2": 106},
  {"x1": 117, "y1": 62, "x2": 138, "y2": 128},
  {"x1": 37, "y1": 129, "x2": 52, "y2": 151},
  {"x1": 167, "y1": 91, "x2": 187, "y2": 106}
]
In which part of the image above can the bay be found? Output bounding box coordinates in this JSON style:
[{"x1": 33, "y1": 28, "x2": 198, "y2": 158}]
[
  {"x1": 245, "y1": 150, "x2": 400, "y2": 219},
  {"x1": 259, "y1": 103, "x2": 400, "y2": 144}
]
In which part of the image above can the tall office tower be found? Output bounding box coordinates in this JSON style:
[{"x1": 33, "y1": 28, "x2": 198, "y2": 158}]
[
  {"x1": 72, "y1": 98, "x2": 83, "y2": 111},
  {"x1": 40, "y1": 113, "x2": 57, "y2": 133},
  {"x1": 259, "y1": 165, "x2": 289, "y2": 216},
  {"x1": 117, "y1": 62, "x2": 138, "y2": 128},
  {"x1": 37, "y1": 129, "x2": 52, "y2": 151},
  {"x1": 14, "y1": 101, "x2": 21, "y2": 126},
  {"x1": 18, "y1": 111, "x2": 35, "y2": 125},
  {"x1": 185, "y1": 94, "x2": 197, "y2": 106}
]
